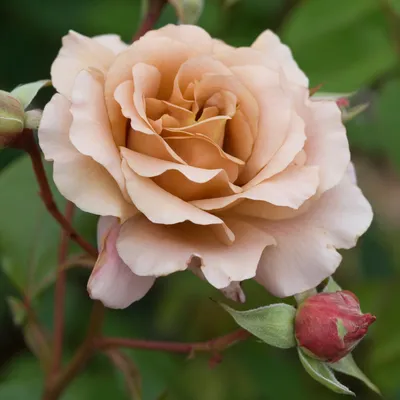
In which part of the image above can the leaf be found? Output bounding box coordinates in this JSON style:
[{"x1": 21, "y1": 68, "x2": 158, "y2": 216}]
[
  {"x1": 330, "y1": 354, "x2": 381, "y2": 395},
  {"x1": 323, "y1": 277, "x2": 343, "y2": 293},
  {"x1": 281, "y1": 0, "x2": 397, "y2": 90},
  {"x1": 105, "y1": 349, "x2": 142, "y2": 400},
  {"x1": 10, "y1": 80, "x2": 51, "y2": 110},
  {"x1": 220, "y1": 303, "x2": 296, "y2": 349},
  {"x1": 298, "y1": 349, "x2": 355, "y2": 396}
]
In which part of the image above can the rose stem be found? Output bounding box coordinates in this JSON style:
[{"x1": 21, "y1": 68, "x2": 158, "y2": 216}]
[
  {"x1": 95, "y1": 328, "x2": 251, "y2": 354},
  {"x1": 15, "y1": 129, "x2": 97, "y2": 258},
  {"x1": 132, "y1": 0, "x2": 168, "y2": 42},
  {"x1": 50, "y1": 201, "x2": 75, "y2": 378}
]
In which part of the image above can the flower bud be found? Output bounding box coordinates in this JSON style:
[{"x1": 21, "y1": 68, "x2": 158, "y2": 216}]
[
  {"x1": 295, "y1": 291, "x2": 376, "y2": 363},
  {"x1": 0, "y1": 90, "x2": 24, "y2": 135}
]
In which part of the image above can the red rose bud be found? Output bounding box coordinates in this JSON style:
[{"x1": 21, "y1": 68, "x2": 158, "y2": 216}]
[{"x1": 295, "y1": 291, "x2": 376, "y2": 363}]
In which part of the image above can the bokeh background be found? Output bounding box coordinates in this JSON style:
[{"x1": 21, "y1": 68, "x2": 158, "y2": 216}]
[{"x1": 1, "y1": 0, "x2": 400, "y2": 398}]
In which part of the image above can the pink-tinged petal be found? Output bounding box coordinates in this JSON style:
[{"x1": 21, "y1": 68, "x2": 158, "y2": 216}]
[
  {"x1": 88, "y1": 216, "x2": 155, "y2": 309},
  {"x1": 93, "y1": 34, "x2": 128, "y2": 54},
  {"x1": 251, "y1": 30, "x2": 308, "y2": 87},
  {"x1": 105, "y1": 37, "x2": 192, "y2": 145},
  {"x1": 69, "y1": 70, "x2": 124, "y2": 191},
  {"x1": 121, "y1": 159, "x2": 229, "y2": 229},
  {"x1": 192, "y1": 166, "x2": 319, "y2": 211},
  {"x1": 234, "y1": 175, "x2": 373, "y2": 297},
  {"x1": 51, "y1": 31, "x2": 116, "y2": 99},
  {"x1": 304, "y1": 99, "x2": 350, "y2": 193},
  {"x1": 117, "y1": 215, "x2": 275, "y2": 288},
  {"x1": 142, "y1": 24, "x2": 214, "y2": 54},
  {"x1": 230, "y1": 66, "x2": 306, "y2": 185},
  {"x1": 38, "y1": 94, "x2": 135, "y2": 219}
]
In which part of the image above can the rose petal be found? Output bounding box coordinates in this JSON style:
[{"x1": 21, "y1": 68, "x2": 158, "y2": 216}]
[
  {"x1": 231, "y1": 66, "x2": 306, "y2": 185},
  {"x1": 51, "y1": 30, "x2": 116, "y2": 99},
  {"x1": 105, "y1": 37, "x2": 192, "y2": 145},
  {"x1": 94, "y1": 34, "x2": 128, "y2": 54},
  {"x1": 142, "y1": 24, "x2": 214, "y2": 54},
  {"x1": 234, "y1": 175, "x2": 373, "y2": 297},
  {"x1": 121, "y1": 159, "x2": 229, "y2": 228},
  {"x1": 251, "y1": 30, "x2": 308, "y2": 87},
  {"x1": 192, "y1": 166, "x2": 319, "y2": 211},
  {"x1": 88, "y1": 216, "x2": 155, "y2": 308},
  {"x1": 117, "y1": 215, "x2": 275, "y2": 288},
  {"x1": 38, "y1": 94, "x2": 135, "y2": 219},
  {"x1": 304, "y1": 99, "x2": 350, "y2": 193},
  {"x1": 69, "y1": 70, "x2": 124, "y2": 191}
]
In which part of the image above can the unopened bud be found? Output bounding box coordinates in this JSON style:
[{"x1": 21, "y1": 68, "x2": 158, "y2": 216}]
[
  {"x1": 169, "y1": 0, "x2": 204, "y2": 24},
  {"x1": 295, "y1": 291, "x2": 376, "y2": 363},
  {"x1": 0, "y1": 90, "x2": 24, "y2": 135}
]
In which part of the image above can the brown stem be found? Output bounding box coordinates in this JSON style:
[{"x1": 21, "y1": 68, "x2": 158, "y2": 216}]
[
  {"x1": 132, "y1": 0, "x2": 168, "y2": 42},
  {"x1": 15, "y1": 130, "x2": 97, "y2": 258},
  {"x1": 51, "y1": 201, "x2": 75, "y2": 377},
  {"x1": 43, "y1": 301, "x2": 105, "y2": 400},
  {"x1": 95, "y1": 329, "x2": 251, "y2": 354}
]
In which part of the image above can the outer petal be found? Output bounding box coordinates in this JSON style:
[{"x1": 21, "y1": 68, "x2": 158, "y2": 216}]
[
  {"x1": 251, "y1": 30, "x2": 308, "y2": 87},
  {"x1": 235, "y1": 176, "x2": 373, "y2": 297},
  {"x1": 69, "y1": 70, "x2": 124, "y2": 191},
  {"x1": 94, "y1": 34, "x2": 128, "y2": 54},
  {"x1": 88, "y1": 216, "x2": 155, "y2": 309},
  {"x1": 51, "y1": 31, "x2": 117, "y2": 99},
  {"x1": 117, "y1": 215, "x2": 276, "y2": 288},
  {"x1": 38, "y1": 93, "x2": 135, "y2": 218},
  {"x1": 304, "y1": 99, "x2": 350, "y2": 193},
  {"x1": 142, "y1": 24, "x2": 214, "y2": 54}
]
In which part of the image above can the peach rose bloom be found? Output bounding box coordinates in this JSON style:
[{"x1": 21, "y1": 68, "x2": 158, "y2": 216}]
[{"x1": 39, "y1": 25, "x2": 373, "y2": 309}]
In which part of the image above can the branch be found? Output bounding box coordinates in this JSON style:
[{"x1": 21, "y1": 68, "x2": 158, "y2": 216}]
[
  {"x1": 51, "y1": 201, "x2": 75, "y2": 377},
  {"x1": 95, "y1": 329, "x2": 250, "y2": 355},
  {"x1": 133, "y1": 0, "x2": 168, "y2": 42},
  {"x1": 15, "y1": 130, "x2": 97, "y2": 258}
]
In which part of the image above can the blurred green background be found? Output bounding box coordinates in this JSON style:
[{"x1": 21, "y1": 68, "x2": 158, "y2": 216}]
[{"x1": 1, "y1": 0, "x2": 400, "y2": 398}]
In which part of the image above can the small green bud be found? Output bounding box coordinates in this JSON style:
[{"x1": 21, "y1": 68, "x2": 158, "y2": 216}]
[{"x1": 0, "y1": 90, "x2": 24, "y2": 135}]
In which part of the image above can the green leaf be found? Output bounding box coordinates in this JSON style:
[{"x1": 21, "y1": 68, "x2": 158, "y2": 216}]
[
  {"x1": 221, "y1": 303, "x2": 296, "y2": 349},
  {"x1": 298, "y1": 349, "x2": 355, "y2": 396},
  {"x1": 281, "y1": 0, "x2": 397, "y2": 90},
  {"x1": 323, "y1": 277, "x2": 343, "y2": 293},
  {"x1": 330, "y1": 354, "x2": 381, "y2": 395},
  {"x1": 10, "y1": 80, "x2": 51, "y2": 110}
]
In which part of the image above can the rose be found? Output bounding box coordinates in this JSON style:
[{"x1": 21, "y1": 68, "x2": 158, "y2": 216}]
[
  {"x1": 295, "y1": 291, "x2": 376, "y2": 362},
  {"x1": 39, "y1": 25, "x2": 373, "y2": 309}
]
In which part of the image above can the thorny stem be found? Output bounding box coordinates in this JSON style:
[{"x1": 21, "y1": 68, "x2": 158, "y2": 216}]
[
  {"x1": 132, "y1": 0, "x2": 168, "y2": 42},
  {"x1": 95, "y1": 329, "x2": 251, "y2": 355},
  {"x1": 14, "y1": 130, "x2": 97, "y2": 258},
  {"x1": 51, "y1": 201, "x2": 75, "y2": 377}
]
